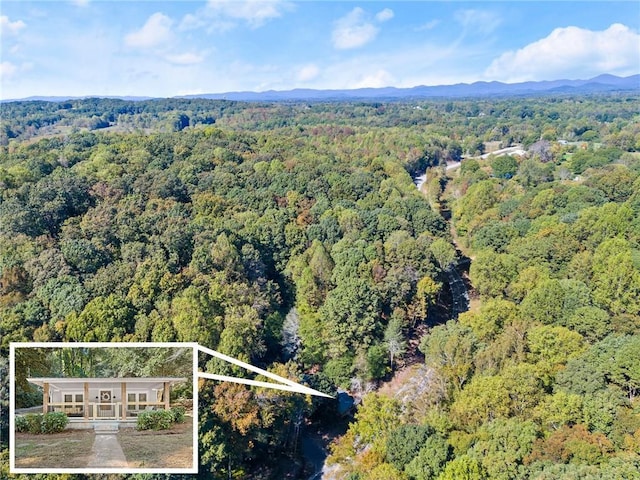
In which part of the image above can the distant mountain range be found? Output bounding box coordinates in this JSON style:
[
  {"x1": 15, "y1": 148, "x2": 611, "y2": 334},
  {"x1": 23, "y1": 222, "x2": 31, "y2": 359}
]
[
  {"x1": 4, "y1": 95, "x2": 155, "y2": 102},
  {"x1": 179, "y1": 74, "x2": 640, "y2": 101},
  {"x1": 7, "y1": 74, "x2": 640, "y2": 103}
]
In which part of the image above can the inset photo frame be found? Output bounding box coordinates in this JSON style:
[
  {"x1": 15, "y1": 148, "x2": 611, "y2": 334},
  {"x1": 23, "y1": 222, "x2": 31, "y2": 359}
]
[{"x1": 9, "y1": 342, "x2": 199, "y2": 474}]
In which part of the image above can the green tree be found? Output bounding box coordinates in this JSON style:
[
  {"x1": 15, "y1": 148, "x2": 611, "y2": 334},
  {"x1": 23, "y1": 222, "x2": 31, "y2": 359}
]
[
  {"x1": 566, "y1": 306, "x2": 611, "y2": 343},
  {"x1": 429, "y1": 238, "x2": 457, "y2": 270},
  {"x1": 60, "y1": 238, "x2": 109, "y2": 274},
  {"x1": 320, "y1": 276, "x2": 381, "y2": 358},
  {"x1": 518, "y1": 157, "x2": 552, "y2": 186},
  {"x1": 453, "y1": 180, "x2": 498, "y2": 236},
  {"x1": 14, "y1": 348, "x2": 54, "y2": 408},
  {"x1": 36, "y1": 275, "x2": 88, "y2": 322},
  {"x1": 469, "y1": 250, "x2": 518, "y2": 298},
  {"x1": 501, "y1": 363, "x2": 547, "y2": 415},
  {"x1": 367, "y1": 463, "x2": 406, "y2": 480},
  {"x1": 450, "y1": 375, "x2": 511, "y2": 430},
  {"x1": 527, "y1": 325, "x2": 585, "y2": 366},
  {"x1": 413, "y1": 275, "x2": 441, "y2": 323},
  {"x1": 592, "y1": 238, "x2": 640, "y2": 316},
  {"x1": 404, "y1": 435, "x2": 451, "y2": 480},
  {"x1": 555, "y1": 335, "x2": 639, "y2": 398},
  {"x1": 65, "y1": 294, "x2": 133, "y2": 341},
  {"x1": 171, "y1": 284, "x2": 223, "y2": 348},
  {"x1": 384, "y1": 314, "x2": 407, "y2": 368},
  {"x1": 472, "y1": 418, "x2": 539, "y2": 480},
  {"x1": 385, "y1": 424, "x2": 435, "y2": 470},
  {"x1": 491, "y1": 155, "x2": 518, "y2": 179},
  {"x1": 458, "y1": 298, "x2": 518, "y2": 342},
  {"x1": 218, "y1": 305, "x2": 266, "y2": 364},
  {"x1": 438, "y1": 454, "x2": 486, "y2": 480},
  {"x1": 420, "y1": 321, "x2": 477, "y2": 393},
  {"x1": 520, "y1": 279, "x2": 591, "y2": 326},
  {"x1": 534, "y1": 391, "x2": 584, "y2": 431},
  {"x1": 351, "y1": 393, "x2": 402, "y2": 446}
]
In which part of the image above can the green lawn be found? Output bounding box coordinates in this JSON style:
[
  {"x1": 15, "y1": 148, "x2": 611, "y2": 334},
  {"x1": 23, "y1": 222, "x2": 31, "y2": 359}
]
[
  {"x1": 14, "y1": 430, "x2": 95, "y2": 468},
  {"x1": 117, "y1": 415, "x2": 194, "y2": 469}
]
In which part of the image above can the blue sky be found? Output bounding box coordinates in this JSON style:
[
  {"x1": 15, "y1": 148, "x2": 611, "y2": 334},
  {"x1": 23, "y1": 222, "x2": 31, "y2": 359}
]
[{"x1": 1, "y1": 1, "x2": 639, "y2": 99}]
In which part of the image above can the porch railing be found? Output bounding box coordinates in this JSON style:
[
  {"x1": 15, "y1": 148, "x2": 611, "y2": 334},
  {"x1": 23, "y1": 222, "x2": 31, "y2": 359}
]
[
  {"x1": 47, "y1": 402, "x2": 85, "y2": 417},
  {"x1": 47, "y1": 402, "x2": 166, "y2": 419}
]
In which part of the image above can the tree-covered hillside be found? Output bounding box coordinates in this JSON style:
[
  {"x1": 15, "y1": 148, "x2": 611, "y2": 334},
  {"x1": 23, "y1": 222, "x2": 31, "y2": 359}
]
[
  {"x1": 1, "y1": 93, "x2": 639, "y2": 479},
  {"x1": 325, "y1": 99, "x2": 640, "y2": 479}
]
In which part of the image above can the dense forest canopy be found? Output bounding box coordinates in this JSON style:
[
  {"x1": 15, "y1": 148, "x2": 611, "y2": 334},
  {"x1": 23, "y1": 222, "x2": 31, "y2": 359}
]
[{"x1": 1, "y1": 91, "x2": 639, "y2": 479}]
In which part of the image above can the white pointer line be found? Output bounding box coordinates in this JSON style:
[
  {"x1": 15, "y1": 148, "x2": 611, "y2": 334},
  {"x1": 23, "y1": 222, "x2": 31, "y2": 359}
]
[
  {"x1": 198, "y1": 372, "x2": 326, "y2": 396},
  {"x1": 197, "y1": 345, "x2": 334, "y2": 399}
]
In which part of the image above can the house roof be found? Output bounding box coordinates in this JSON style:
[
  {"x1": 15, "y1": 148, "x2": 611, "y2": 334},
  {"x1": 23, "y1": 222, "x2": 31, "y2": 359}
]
[{"x1": 27, "y1": 377, "x2": 187, "y2": 390}]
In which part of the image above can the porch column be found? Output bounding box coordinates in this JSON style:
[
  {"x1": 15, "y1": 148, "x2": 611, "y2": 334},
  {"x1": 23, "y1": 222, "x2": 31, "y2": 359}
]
[
  {"x1": 43, "y1": 382, "x2": 49, "y2": 414},
  {"x1": 121, "y1": 382, "x2": 127, "y2": 420},
  {"x1": 84, "y1": 382, "x2": 89, "y2": 419},
  {"x1": 163, "y1": 382, "x2": 170, "y2": 410}
]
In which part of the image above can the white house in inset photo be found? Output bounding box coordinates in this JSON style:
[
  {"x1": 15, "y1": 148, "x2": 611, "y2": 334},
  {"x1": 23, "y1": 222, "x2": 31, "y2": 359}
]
[{"x1": 27, "y1": 377, "x2": 186, "y2": 427}]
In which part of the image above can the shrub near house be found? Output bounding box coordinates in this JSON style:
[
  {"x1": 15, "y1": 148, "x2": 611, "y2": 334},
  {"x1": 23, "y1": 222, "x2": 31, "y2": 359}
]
[
  {"x1": 136, "y1": 407, "x2": 186, "y2": 430},
  {"x1": 15, "y1": 412, "x2": 68, "y2": 434}
]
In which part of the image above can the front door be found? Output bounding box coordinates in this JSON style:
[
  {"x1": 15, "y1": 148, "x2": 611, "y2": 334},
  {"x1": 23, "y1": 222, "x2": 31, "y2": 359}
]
[{"x1": 99, "y1": 390, "x2": 113, "y2": 417}]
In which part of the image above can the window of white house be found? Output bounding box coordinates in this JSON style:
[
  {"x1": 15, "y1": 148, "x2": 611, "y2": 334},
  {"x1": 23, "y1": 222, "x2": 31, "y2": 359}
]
[
  {"x1": 127, "y1": 393, "x2": 148, "y2": 410},
  {"x1": 64, "y1": 394, "x2": 72, "y2": 403},
  {"x1": 75, "y1": 394, "x2": 83, "y2": 403}
]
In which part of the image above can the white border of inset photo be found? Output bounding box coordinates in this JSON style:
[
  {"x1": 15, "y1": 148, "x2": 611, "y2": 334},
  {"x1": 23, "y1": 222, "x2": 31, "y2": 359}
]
[{"x1": 10, "y1": 342, "x2": 199, "y2": 474}]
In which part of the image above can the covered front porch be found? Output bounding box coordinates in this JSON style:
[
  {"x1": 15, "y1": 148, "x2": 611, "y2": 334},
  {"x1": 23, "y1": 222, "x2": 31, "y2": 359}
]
[{"x1": 27, "y1": 377, "x2": 185, "y2": 421}]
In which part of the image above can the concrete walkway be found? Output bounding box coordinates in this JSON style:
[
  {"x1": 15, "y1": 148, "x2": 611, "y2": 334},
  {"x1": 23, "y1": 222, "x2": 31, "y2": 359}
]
[{"x1": 87, "y1": 434, "x2": 128, "y2": 467}]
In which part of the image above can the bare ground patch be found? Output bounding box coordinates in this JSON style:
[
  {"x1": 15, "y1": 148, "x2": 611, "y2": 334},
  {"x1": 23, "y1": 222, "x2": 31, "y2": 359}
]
[
  {"x1": 117, "y1": 414, "x2": 194, "y2": 469},
  {"x1": 14, "y1": 429, "x2": 95, "y2": 468}
]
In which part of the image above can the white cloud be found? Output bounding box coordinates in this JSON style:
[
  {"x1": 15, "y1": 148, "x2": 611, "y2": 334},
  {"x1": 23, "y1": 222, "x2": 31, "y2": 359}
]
[
  {"x1": 207, "y1": 0, "x2": 289, "y2": 28},
  {"x1": 181, "y1": 0, "x2": 291, "y2": 31},
  {"x1": 310, "y1": 35, "x2": 486, "y2": 91},
  {"x1": 179, "y1": 13, "x2": 206, "y2": 31},
  {"x1": 485, "y1": 23, "x2": 640, "y2": 82},
  {"x1": 416, "y1": 19, "x2": 440, "y2": 32},
  {"x1": 124, "y1": 15, "x2": 208, "y2": 67},
  {"x1": 455, "y1": 9, "x2": 501, "y2": 35},
  {"x1": 1, "y1": 15, "x2": 27, "y2": 35},
  {"x1": 0, "y1": 61, "x2": 18, "y2": 79},
  {"x1": 354, "y1": 69, "x2": 394, "y2": 88},
  {"x1": 296, "y1": 64, "x2": 320, "y2": 82},
  {"x1": 332, "y1": 7, "x2": 379, "y2": 50},
  {"x1": 376, "y1": 8, "x2": 394, "y2": 23},
  {"x1": 125, "y1": 12, "x2": 174, "y2": 49},
  {"x1": 70, "y1": 0, "x2": 90, "y2": 7},
  {"x1": 165, "y1": 52, "x2": 205, "y2": 65}
]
